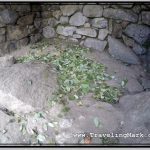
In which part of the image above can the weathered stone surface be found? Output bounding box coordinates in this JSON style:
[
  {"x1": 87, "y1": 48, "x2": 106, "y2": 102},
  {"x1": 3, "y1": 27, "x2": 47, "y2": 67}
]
[
  {"x1": 34, "y1": 18, "x2": 41, "y2": 29},
  {"x1": 103, "y1": 8, "x2": 138, "y2": 22},
  {"x1": 122, "y1": 34, "x2": 135, "y2": 47},
  {"x1": 122, "y1": 35, "x2": 146, "y2": 55},
  {"x1": 56, "y1": 25, "x2": 76, "y2": 36},
  {"x1": 59, "y1": 16, "x2": 69, "y2": 24},
  {"x1": 108, "y1": 36, "x2": 140, "y2": 64},
  {"x1": 76, "y1": 28, "x2": 97, "y2": 37},
  {"x1": 124, "y1": 24, "x2": 150, "y2": 45},
  {"x1": 0, "y1": 9, "x2": 18, "y2": 24},
  {"x1": 6, "y1": 41, "x2": 17, "y2": 52},
  {"x1": 112, "y1": 23, "x2": 122, "y2": 38},
  {"x1": 73, "y1": 34, "x2": 82, "y2": 39},
  {"x1": 30, "y1": 33, "x2": 41, "y2": 44},
  {"x1": 17, "y1": 37, "x2": 29, "y2": 48},
  {"x1": 69, "y1": 12, "x2": 87, "y2": 27},
  {"x1": 141, "y1": 77, "x2": 150, "y2": 90},
  {"x1": 0, "y1": 35, "x2": 5, "y2": 43},
  {"x1": 11, "y1": 4, "x2": 31, "y2": 12},
  {"x1": 27, "y1": 25, "x2": 36, "y2": 35},
  {"x1": 0, "y1": 110, "x2": 12, "y2": 131},
  {"x1": 41, "y1": 18, "x2": 49, "y2": 27},
  {"x1": 17, "y1": 14, "x2": 34, "y2": 26},
  {"x1": 119, "y1": 92, "x2": 150, "y2": 144},
  {"x1": 0, "y1": 22, "x2": 5, "y2": 27},
  {"x1": 41, "y1": 11, "x2": 52, "y2": 18},
  {"x1": 0, "y1": 27, "x2": 5, "y2": 35},
  {"x1": 0, "y1": 62, "x2": 58, "y2": 113},
  {"x1": 83, "y1": 5, "x2": 103, "y2": 18},
  {"x1": 0, "y1": 55, "x2": 15, "y2": 68},
  {"x1": 47, "y1": 18, "x2": 58, "y2": 27},
  {"x1": 121, "y1": 20, "x2": 129, "y2": 29},
  {"x1": 43, "y1": 26, "x2": 56, "y2": 38},
  {"x1": 68, "y1": 98, "x2": 123, "y2": 136},
  {"x1": 84, "y1": 38, "x2": 107, "y2": 51},
  {"x1": 0, "y1": 43, "x2": 10, "y2": 56},
  {"x1": 108, "y1": 19, "x2": 113, "y2": 34},
  {"x1": 52, "y1": 10, "x2": 62, "y2": 19},
  {"x1": 125, "y1": 78, "x2": 144, "y2": 93},
  {"x1": 98, "y1": 29, "x2": 109, "y2": 40},
  {"x1": 132, "y1": 5, "x2": 141, "y2": 14},
  {"x1": 60, "y1": 5, "x2": 78, "y2": 16},
  {"x1": 7, "y1": 26, "x2": 29, "y2": 41},
  {"x1": 132, "y1": 43, "x2": 146, "y2": 55},
  {"x1": 141, "y1": 11, "x2": 150, "y2": 26},
  {"x1": 91, "y1": 18, "x2": 108, "y2": 29},
  {"x1": 69, "y1": 38, "x2": 78, "y2": 43},
  {"x1": 0, "y1": 5, "x2": 6, "y2": 11},
  {"x1": 84, "y1": 23, "x2": 90, "y2": 28}
]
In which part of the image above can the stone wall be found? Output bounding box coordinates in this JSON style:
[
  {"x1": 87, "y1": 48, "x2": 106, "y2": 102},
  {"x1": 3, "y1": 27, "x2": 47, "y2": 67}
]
[
  {"x1": 0, "y1": 3, "x2": 42, "y2": 56},
  {"x1": 0, "y1": 3, "x2": 150, "y2": 65}
]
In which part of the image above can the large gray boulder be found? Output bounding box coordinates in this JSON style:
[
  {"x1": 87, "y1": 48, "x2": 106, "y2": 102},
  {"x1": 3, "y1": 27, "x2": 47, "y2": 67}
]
[
  {"x1": 103, "y1": 8, "x2": 138, "y2": 22},
  {"x1": 0, "y1": 9, "x2": 18, "y2": 24},
  {"x1": 56, "y1": 25, "x2": 77, "y2": 36},
  {"x1": 124, "y1": 24, "x2": 150, "y2": 45},
  {"x1": 108, "y1": 36, "x2": 140, "y2": 64},
  {"x1": 69, "y1": 12, "x2": 88, "y2": 26},
  {"x1": 83, "y1": 5, "x2": 103, "y2": 18},
  {"x1": 119, "y1": 92, "x2": 150, "y2": 144},
  {"x1": 76, "y1": 28, "x2": 97, "y2": 37},
  {"x1": 0, "y1": 62, "x2": 58, "y2": 114},
  {"x1": 84, "y1": 38, "x2": 107, "y2": 51},
  {"x1": 43, "y1": 26, "x2": 56, "y2": 38},
  {"x1": 60, "y1": 5, "x2": 78, "y2": 16},
  {"x1": 91, "y1": 18, "x2": 108, "y2": 29}
]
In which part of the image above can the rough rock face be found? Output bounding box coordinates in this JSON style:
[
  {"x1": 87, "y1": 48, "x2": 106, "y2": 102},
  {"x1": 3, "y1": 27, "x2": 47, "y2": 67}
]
[
  {"x1": 124, "y1": 24, "x2": 150, "y2": 45},
  {"x1": 76, "y1": 28, "x2": 97, "y2": 37},
  {"x1": 60, "y1": 5, "x2": 78, "y2": 16},
  {"x1": 56, "y1": 25, "x2": 77, "y2": 36},
  {"x1": 0, "y1": 9, "x2": 18, "y2": 24},
  {"x1": 83, "y1": 5, "x2": 103, "y2": 18},
  {"x1": 0, "y1": 62, "x2": 58, "y2": 113},
  {"x1": 108, "y1": 36, "x2": 140, "y2": 64},
  {"x1": 43, "y1": 26, "x2": 56, "y2": 38},
  {"x1": 118, "y1": 92, "x2": 150, "y2": 144},
  {"x1": 17, "y1": 14, "x2": 34, "y2": 26},
  {"x1": 7, "y1": 26, "x2": 29, "y2": 41},
  {"x1": 91, "y1": 18, "x2": 108, "y2": 28},
  {"x1": 84, "y1": 38, "x2": 107, "y2": 51},
  {"x1": 0, "y1": 55, "x2": 15, "y2": 68},
  {"x1": 98, "y1": 29, "x2": 109, "y2": 40},
  {"x1": 59, "y1": 16, "x2": 69, "y2": 24},
  {"x1": 141, "y1": 11, "x2": 150, "y2": 26},
  {"x1": 69, "y1": 12, "x2": 88, "y2": 26},
  {"x1": 103, "y1": 8, "x2": 138, "y2": 22},
  {"x1": 132, "y1": 43, "x2": 146, "y2": 55},
  {"x1": 47, "y1": 18, "x2": 58, "y2": 27},
  {"x1": 52, "y1": 10, "x2": 62, "y2": 19}
]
